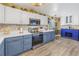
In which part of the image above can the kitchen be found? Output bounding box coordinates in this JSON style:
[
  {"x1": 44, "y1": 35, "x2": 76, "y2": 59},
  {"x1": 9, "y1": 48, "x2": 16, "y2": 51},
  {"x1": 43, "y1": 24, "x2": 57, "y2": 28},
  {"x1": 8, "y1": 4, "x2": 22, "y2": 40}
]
[
  {"x1": 0, "y1": 3, "x2": 55, "y2": 56},
  {"x1": 0, "y1": 3, "x2": 79, "y2": 56}
]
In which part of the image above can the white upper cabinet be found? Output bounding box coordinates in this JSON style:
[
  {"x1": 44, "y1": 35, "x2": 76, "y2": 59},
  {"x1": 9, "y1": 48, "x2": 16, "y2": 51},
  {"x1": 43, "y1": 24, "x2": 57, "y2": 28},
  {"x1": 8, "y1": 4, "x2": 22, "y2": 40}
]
[
  {"x1": 0, "y1": 5, "x2": 4, "y2": 23},
  {"x1": 34, "y1": 14, "x2": 40, "y2": 19},
  {"x1": 28, "y1": 13, "x2": 39, "y2": 19},
  {"x1": 28, "y1": 13, "x2": 34, "y2": 18},
  {"x1": 40, "y1": 16, "x2": 48, "y2": 25},
  {"x1": 0, "y1": 5, "x2": 48, "y2": 25},
  {"x1": 29, "y1": 13, "x2": 48, "y2": 25},
  {"x1": 21, "y1": 11, "x2": 29, "y2": 24},
  {"x1": 5, "y1": 7, "x2": 21, "y2": 24},
  {"x1": 28, "y1": 13, "x2": 48, "y2": 25}
]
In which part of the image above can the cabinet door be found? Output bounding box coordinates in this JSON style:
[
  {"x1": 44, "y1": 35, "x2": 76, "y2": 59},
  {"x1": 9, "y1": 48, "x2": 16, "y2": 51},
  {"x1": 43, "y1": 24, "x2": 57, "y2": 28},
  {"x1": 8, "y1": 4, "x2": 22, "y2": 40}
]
[
  {"x1": 48, "y1": 32, "x2": 52, "y2": 42},
  {"x1": 0, "y1": 41, "x2": 4, "y2": 56},
  {"x1": 43, "y1": 32, "x2": 55, "y2": 43},
  {"x1": 40, "y1": 16, "x2": 48, "y2": 25},
  {"x1": 73, "y1": 30, "x2": 79, "y2": 41},
  {"x1": 21, "y1": 11, "x2": 29, "y2": 24},
  {"x1": 33, "y1": 14, "x2": 40, "y2": 19},
  {"x1": 5, "y1": 38, "x2": 23, "y2": 56},
  {"x1": 28, "y1": 13, "x2": 36, "y2": 19},
  {"x1": 43, "y1": 34, "x2": 47, "y2": 43},
  {"x1": 61, "y1": 29, "x2": 66, "y2": 37},
  {"x1": 50, "y1": 31, "x2": 55, "y2": 41},
  {"x1": 5, "y1": 7, "x2": 21, "y2": 24},
  {"x1": 0, "y1": 5, "x2": 4, "y2": 23},
  {"x1": 61, "y1": 29, "x2": 63, "y2": 37},
  {"x1": 23, "y1": 38, "x2": 32, "y2": 51},
  {"x1": 47, "y1": 32, "x2": 51, "y2": 42},
  {"x1": 43, "y1": 33, "x2": 49, "y2": 43}
]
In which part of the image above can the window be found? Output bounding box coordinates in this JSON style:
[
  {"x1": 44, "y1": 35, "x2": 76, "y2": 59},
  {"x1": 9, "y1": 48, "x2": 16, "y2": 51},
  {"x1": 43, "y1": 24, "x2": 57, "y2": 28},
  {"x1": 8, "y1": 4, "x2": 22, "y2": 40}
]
[
  {"x1": 66, "y1": 16, "x2": 72, "y2": 23},
  {"x1": 66, "y1": 16, "x2": 68, "y2": 23},
  {"x1": 69, "y1": 16, "x2": 72, "y2": 23}
]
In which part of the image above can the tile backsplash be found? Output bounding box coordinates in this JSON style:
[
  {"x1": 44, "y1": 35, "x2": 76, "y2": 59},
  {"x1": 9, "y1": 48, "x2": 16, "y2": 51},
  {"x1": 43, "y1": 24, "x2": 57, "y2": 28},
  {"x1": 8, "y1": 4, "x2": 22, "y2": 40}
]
[
  {"x1": 0, "y1": 24, "x2": 29, "y2": 34},
  {"x1": 0, "y1": 24, "x2": 48, "y2": 34},
  {"x1": 61, "y1": 25, "x2": 79, "y2": 29}
]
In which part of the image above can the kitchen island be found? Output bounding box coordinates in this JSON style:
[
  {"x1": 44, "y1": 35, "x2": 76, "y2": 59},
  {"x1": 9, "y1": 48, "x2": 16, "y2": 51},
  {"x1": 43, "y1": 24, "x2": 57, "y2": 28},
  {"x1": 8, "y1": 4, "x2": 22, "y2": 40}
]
[{"x1": 0, "y1": 30, "x2": 55, "y2": 56}]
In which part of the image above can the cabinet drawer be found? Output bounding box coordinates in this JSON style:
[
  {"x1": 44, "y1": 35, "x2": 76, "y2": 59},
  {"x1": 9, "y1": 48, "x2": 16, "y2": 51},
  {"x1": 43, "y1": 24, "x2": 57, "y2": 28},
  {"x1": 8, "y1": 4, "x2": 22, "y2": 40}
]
[
  {"x1": 23, "y1": 35, "x2": 32, "y2": 39},
  {"x1": 43, "y1": 32, "x2": 49, "y2": 34},
  {"x1": 5, "y1": 36, "x2": 23, "y2": 42}
]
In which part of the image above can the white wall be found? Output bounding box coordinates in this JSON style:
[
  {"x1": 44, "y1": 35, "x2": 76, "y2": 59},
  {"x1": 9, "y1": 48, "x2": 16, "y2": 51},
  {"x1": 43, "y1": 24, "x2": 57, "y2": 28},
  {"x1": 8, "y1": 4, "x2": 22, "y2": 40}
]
[
  {"x1": 57, "y1": 3, "x2": 79, "y2": 26},
  {"x1": 33, "y1": 3, "x2": 79, "y2": 26}
]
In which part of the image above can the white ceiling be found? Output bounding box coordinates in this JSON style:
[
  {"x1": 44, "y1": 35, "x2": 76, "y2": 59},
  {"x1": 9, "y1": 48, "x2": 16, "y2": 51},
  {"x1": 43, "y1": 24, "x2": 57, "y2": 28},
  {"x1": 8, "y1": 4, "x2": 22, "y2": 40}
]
[{"x1": 14, "y1": 3, "x2": 79, "y2": 16}]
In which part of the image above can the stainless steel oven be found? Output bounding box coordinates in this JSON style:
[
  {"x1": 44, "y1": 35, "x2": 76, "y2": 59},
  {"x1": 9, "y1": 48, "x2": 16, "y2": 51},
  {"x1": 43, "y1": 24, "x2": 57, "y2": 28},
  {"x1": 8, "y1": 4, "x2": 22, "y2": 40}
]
[{"x1": 32, "y1": 32, "x2": 43, "y2": 46}]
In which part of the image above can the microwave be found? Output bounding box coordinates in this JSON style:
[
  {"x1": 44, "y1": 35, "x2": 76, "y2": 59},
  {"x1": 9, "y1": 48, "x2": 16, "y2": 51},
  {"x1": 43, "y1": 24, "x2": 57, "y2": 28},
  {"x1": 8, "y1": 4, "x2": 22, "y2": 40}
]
[{"x1": 29, "y1": 18, "x2": 40, "y2": 26}]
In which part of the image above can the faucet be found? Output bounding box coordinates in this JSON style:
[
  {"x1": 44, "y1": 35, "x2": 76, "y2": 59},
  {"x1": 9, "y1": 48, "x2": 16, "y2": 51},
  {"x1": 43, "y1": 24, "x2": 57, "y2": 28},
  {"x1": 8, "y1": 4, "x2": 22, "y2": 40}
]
[{"x1": 69, "y1": 26, "x2": 71, "y2": 29}]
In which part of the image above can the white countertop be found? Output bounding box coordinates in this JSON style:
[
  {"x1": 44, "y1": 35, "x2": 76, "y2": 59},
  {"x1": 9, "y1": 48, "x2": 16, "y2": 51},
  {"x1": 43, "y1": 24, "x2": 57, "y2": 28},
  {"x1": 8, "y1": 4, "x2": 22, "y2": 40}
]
[
  {"x1": 0, "y1": 30, "x2": 54, "y2": 44},
  {"x1": 39, "y1": 29, "x2": 54, "y2": 32},
  {"x1": 0, "y1": 31, "x2": 32, "y2": 44}
]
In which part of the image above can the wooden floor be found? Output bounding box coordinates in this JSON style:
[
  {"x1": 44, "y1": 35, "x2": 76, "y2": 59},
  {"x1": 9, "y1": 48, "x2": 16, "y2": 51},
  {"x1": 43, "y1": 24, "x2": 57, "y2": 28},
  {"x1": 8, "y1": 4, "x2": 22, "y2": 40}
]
[{"x1": 20, "y1": 38, "x2": 79, "y2": 56}]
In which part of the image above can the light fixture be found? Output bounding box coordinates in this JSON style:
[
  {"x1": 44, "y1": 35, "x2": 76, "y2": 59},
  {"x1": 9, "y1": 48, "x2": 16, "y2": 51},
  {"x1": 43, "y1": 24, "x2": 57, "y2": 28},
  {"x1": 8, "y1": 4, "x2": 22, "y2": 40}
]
[{"x1": 32, "y1": 3, "x2": 42, "y2": 6}]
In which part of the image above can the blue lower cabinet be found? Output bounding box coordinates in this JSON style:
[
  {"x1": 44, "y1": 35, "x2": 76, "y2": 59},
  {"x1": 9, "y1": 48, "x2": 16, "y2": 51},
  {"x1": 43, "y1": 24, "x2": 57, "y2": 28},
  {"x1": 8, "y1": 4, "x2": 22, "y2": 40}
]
[
  {"x1": 61, "y1": 29, "x2": 67, "y2": 37},
  {"x1": 43, "y1": 31, "x2": 55, "y2": 43},
  {"x1": 43, "y1": 34, "x2": 49, "y2": 43},
  {"x1": 61, "y1": 29, "x2": 63, "y2": 37},
  {"x1": 5, "y1": 37, "x2": 23, "y2": 56},
  {"x1": 73, "y1": 30, "x2": 79, "y2": 41},
  {"x1": 50, "y1": 31, "x2": 55, "y2": 41},
  {"x1": 0, "y1": 41, "x2": 4, "y2": 56},
  {"x1": 23, "y1": 38, "x2": 32, "y2": 51},
  {"x1": 4, "y1": 35, "x2": 32, "y2": 56},
  {"x1": 48, "y1": 32, "x2": 52, "y2": 42},
  {"x1": 61, "y1": 29, "x2": 79, "y2": 41}
]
